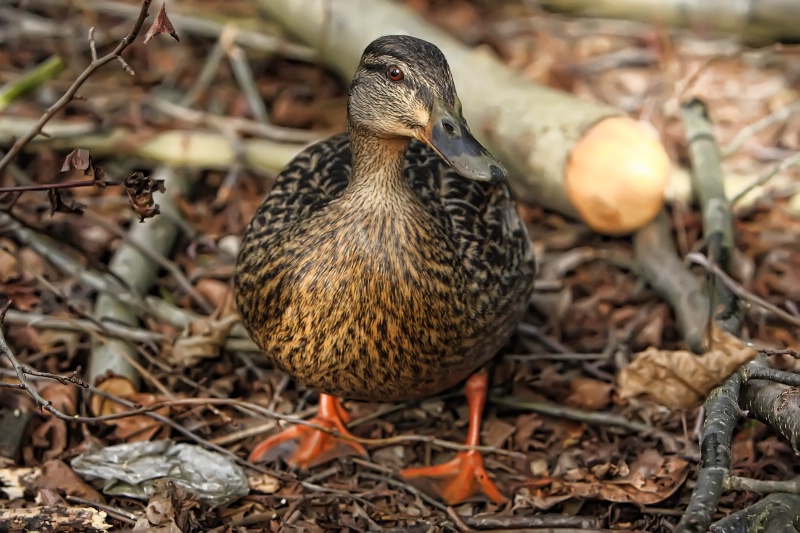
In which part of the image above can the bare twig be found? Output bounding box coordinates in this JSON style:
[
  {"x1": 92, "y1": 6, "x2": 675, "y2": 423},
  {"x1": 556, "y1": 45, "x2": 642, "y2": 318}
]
[
  {"x1": 146, "y1": 97, "x2": 321, "y2": 143},
  {"x1": 0, "y1": 303, "x2": 89, "y2": 415},
  {"x1": 81, "y1": 210, "x2": 214, "y2": 314},
  {"x1": 490, "y1": 395, "x2": 653, "y2": 434},
  {"x1": 465, "y1": 513, "x2": 603, "y2": 530},
  {"x1": 729, "y1": 151, "x2": 800, "y2": 208},
  {"x1": 82, "y1": 0, "x2": 316, "y2": 62},
  {"x1": 725, "y1": 476, "x2": 800, "y2": 495},
  {"x1": 742, "y1": 365, "x2": 800, "y2": 388},
  {"x1": 0, "y1": 178, "x2": 122, "y2": 194},
  {"x1": 687, "y1": 252, "x2": 800, "y2": 328},
  {"x1": 0, "y1": 0, "x2": 154, "y2": 172},
  {"x1": 220, "y1": 25, "x2": 270, "y2": 124},
  {"x1": 724, "y1": 100, "x2": 800, "y2": 157},
  {"x1": 1, "y1": 309, "x2": 257, "y2": 352}
]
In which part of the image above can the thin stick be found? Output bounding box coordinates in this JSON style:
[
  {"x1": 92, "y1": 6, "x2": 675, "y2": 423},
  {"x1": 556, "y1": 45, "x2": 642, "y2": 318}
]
[
  {"x1": 81, "y1": 210, "x2": 214, "y2": 314},
  {"x1": 724, "y1": 100, "x2": 800, "y2": 157},
  {"x1": 725, "y1": 475, "x2": 800, "y2": 495},
  {"x1": 742, "y1": 365, "x2": 800, "y2": 388},
  {"x1": 687, "y1": 252, "x2": 800, "y2": 328},
  {"x1": 490, "y1": 395, "x2": 653, "y2": 434}
]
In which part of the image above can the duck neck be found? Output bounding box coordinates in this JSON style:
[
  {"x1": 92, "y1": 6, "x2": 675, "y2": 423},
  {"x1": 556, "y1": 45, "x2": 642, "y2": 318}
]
[{"x1": 347, "y1": 125, "x2": 412, "y2": 198}]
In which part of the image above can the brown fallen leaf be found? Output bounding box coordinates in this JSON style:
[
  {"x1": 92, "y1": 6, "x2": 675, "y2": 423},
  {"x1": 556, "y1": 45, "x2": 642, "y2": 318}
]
[
  {"x1": 563, "y1": 455, "x2": 689, "y2": 505},
  {"x1": 564, "y1": 377, "x2": 613, "y2": 410},
  {"x1": 616, "y1": 325, "x2": 758, "y2": 409},
  {"x1": 30, "y1": 381, "x2": 78, "y2": 460},
  {"x1": 60, "y1": 149, "x2": 92, "y2": 173},
  {"x1": 38, "y1": 460, "x2": 105, "y2": 504},
  {"x1": 144, "y1": 3, "x2": 181, "y2": 45},
  {"x1": 523, "y1": 450, "x2": 690, "y2": 509},
  {"x1": 90, "y1": 376, "x2": 170, "y2": 442},
  {"x1": 124, "y1": 172, "x2": 165, "y2": 222},
  {"x1": 165, "y1": 312, "x2": 237, "y2": 368},
  {"x1": 47, "y1": 188, "x2": 86, "y2": 216}
]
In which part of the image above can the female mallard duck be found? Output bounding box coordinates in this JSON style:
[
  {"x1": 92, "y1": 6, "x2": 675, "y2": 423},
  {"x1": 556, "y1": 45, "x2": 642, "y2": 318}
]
[{"x1": 234, "y1": 35, "x2": 535, "y2": 504}]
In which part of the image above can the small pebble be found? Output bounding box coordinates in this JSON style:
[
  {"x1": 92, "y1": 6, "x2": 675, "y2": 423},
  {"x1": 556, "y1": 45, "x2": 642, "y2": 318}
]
[{"x1": 218, "y1": 234, "x2": 241, "y2": 257}]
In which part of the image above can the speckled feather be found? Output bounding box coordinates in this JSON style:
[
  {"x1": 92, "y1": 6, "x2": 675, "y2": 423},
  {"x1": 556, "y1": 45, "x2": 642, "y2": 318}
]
[
  {"x1": 235, "y1": 134, "x2": 534, "y2": 401},
  {"x1": 234, "y1": 36, "x2": 535, "y2": 402}
]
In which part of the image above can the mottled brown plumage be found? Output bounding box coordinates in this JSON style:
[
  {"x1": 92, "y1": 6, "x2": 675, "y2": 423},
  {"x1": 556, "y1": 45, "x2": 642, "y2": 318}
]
[{"x1": 234, "y1": 35, "x2": 535, "y2": 403}]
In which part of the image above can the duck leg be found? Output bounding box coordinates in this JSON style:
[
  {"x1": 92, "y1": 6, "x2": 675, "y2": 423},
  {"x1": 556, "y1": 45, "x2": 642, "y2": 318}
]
[
  {"x1": 249, "y1": 394, "x2": 367, "y2": 468},
  {"x1": 399, "y1": 370, "x2": 508, "y2": 505}
]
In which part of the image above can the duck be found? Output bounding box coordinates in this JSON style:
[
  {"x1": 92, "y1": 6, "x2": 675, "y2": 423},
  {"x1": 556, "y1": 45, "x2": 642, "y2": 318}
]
[{"x1": 234, "y1": 34, "x2": 535, "y2": 505}]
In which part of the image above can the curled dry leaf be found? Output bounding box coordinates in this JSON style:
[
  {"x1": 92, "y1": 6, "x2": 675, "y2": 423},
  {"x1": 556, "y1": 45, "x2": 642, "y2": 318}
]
[
  {"x1": 59, "y1": 148, "x2": 106, "y2": 187},
  {"x1": 564, "y1": 377, "x2": 613, "y2": 410},
  {"x1": 47, "y1": 189, "x2": 86, "y2": 216},
  {"x1": 60, "y1": 149, "x2": 92, "y2": 173},
  {"x1": 90, "y1": 376, "x2": 170, "y2": 442},
  {"x1": 166, "y1": 312, "x2": 237, "y2": 368},
  {"x1": 617, "y1": 325, "x2": 758, "y2": 409},
  {"x1": 524, "y1": 450, "x2": 690, "y2": 509},
  {"x1": 124, "y1": 172, "x2": 165, "y2": 222},
  {"x1": 144, "y1": 3, "x2": 181, "y2": 45},
  {"x1": 247, "y1": 472, "x2": 281, "y2": 494}
]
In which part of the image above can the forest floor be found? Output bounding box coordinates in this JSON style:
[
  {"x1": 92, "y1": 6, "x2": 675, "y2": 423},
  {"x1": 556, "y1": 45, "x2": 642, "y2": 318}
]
[{"x1": 1, "y1": 0, "x2": 799, "y2": 531}]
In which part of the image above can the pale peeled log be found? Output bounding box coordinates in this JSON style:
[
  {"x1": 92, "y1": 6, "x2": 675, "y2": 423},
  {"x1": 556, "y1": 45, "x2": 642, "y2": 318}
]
[{"x1": 565, "y1": 116, "x2": 670, "y2": 234}]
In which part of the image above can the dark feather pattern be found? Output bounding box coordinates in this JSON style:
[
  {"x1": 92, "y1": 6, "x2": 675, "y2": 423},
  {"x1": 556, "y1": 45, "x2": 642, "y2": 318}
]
[{"x1": 234, "y1": 36, "x2": 535, "y2": 402}]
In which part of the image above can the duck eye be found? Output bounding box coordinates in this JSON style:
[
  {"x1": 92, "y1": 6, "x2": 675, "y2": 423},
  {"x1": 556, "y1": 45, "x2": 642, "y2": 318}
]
[{"x1": 386, "y1": 65, "x2": 404, "y2": 82}]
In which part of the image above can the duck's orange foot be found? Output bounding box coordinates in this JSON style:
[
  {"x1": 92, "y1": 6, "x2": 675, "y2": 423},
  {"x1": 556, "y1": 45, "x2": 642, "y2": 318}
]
[
  {"x1": 399, "y1": 450, "x2": 508, "y2": 505},
  {"x1": 249, "y1": 394, "x2": 367, "y2": 469}
]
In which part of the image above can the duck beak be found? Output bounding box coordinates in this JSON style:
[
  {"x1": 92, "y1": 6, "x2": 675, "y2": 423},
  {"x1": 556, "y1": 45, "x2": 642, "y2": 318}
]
[{"x1": 416, "y1": 97, "x2": 507, "y2": 184}]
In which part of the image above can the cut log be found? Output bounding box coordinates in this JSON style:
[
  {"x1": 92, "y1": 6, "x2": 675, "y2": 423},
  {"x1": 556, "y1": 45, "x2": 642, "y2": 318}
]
[
  {"x1": 539, "y1": 0, "x2": 800, "y2": 46},
  {"x1": 257, "y1": 0, "x2": 671, "y2": 234}
]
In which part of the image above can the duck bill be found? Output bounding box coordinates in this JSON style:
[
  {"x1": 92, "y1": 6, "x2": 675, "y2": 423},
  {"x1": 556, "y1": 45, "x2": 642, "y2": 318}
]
[{"x1": 416, "y1": 97, "x2": 507, "y2": 183}]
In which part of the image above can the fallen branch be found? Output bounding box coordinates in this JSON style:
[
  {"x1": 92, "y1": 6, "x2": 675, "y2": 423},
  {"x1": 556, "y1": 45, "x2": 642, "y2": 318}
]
[
  {"x1": 676, "y1": 372, "x2": 742, "y2": 533},
  {"x1": 0, "y1": 118, "x2": 304, "y2": 174},
  {"x1": 538, "y1": 0, "x2": 800, "y2": 46},
  {"x1": 710, "y1": 492, "x2": 800, "y2": 532},
  {"x1": 633, "y1": 211, "x2": 709, "y2": 353},
  {"x1": 674, "y1": 98, "x2": 745, "y2": 533},
  {"x1": 680, "y1": 99, "x2": 741, "y2": 332},
  {"x1": 464, "y1": 513, "x2": 602, "y2": 530},
  {"x1": 725, "y1": 476, "x2": 800, "y2": 495},
  {"x1": 740, "y1": 360, "x2": 800, "y2": 454}
]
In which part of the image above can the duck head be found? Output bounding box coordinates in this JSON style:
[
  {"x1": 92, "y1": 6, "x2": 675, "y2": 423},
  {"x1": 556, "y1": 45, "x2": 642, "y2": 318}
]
[{"x1": 347, "y1": 35, "x2": 507, "y2": 184}]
